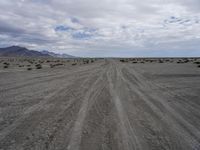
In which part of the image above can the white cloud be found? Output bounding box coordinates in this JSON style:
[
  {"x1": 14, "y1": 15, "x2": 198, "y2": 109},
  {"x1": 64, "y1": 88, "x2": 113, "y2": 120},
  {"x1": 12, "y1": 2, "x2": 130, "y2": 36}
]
[{"x1": 0, "y1": 0, "x2": 200, "y2": 56}]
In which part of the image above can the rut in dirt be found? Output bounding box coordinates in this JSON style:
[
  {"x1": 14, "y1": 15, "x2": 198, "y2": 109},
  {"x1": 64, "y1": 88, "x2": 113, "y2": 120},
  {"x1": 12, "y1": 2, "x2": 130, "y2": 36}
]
[{"x1": 0, "y1": 59, "x2": 200, "y2": 150}]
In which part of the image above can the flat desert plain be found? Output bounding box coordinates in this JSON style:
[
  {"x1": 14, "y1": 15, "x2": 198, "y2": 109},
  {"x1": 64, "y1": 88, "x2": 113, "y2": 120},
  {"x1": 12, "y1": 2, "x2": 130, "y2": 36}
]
[{"x1": 0, "y1": 57, "x2": 200, "y2": 150}]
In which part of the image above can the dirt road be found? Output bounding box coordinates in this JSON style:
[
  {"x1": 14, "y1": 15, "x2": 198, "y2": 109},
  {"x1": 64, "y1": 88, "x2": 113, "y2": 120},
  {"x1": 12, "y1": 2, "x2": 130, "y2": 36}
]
[{"x1": 0, "y1": 59, "x2": 200, "y2": 150}]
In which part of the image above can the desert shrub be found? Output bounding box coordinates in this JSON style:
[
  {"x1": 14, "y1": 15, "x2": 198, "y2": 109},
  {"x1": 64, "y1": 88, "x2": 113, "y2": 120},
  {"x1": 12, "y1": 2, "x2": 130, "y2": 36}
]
[
  {"x1": 50, "y1": 64, "x2": 54, "y2": 68},
  {"x1": 3, "y1": 62, "x2": 9, "y2": 65},
  {"x1": 120, "y1": 59, "x2": 128, "y2": 63},
  {"x1": 159, "y1": 60, "x2": 164, "y2": 63},
  {"x1": 183, "y1": 59, "x2": 189, "y2": 63},
  {"x1": 132, "y1": 61, "x2": 137, "y2": 63},
  {"x1": 3, "y1": 65, "x2": 8, "y2": 68},
  {"x1": 50, "y1": 63, "x2": 64, "y2": 68},
  {"x1": 27, "y1": 67, "x2": 32, "y2": 70},
  {"x1": 91, "y1": 60, "x2": 94, "y2": 63},
  {"x1": 177, "y1": 60, "x2": 183, "y2": 63},
  {"x1": 85, "y1": 60, "x2": 89, "y2": 64},
  {"x1": 194, "y1": 61, "x2": 200, "y2": 64},
  {"x1": 150, "y1": 60, "x2": 154, "y2": 63},
  {"x1": 198, "y1": 65, "x2": 200, "y2": 68},
  {"x1": 35, "y1": 64, "x2": 42, "y2": 69},
  {"x1": 56, "y1": 63, "x2": 64, "y2": 66},
  {"x1": 72, "y1": 63, "x2": 77, "y2": 66}
]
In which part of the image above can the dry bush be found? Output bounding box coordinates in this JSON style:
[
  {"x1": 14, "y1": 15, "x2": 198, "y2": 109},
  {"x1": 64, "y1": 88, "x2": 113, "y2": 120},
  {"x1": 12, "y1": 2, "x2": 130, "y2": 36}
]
[
  {"x1": 35, "y1": 64, "x2": 42, "y2": 69},
  {"x1": 27, "y1": 67, "x2": 32, "y2": 71},
  {"x1": 3, "y1": 62, "x2": 9, "y2": 65},
  {"x1": 50, "y1": 63, "x2": 64, "y2": 68},
  {"x1": 120, "y1": 59, "x2": 128, "y2": 62},
  {"x1": 194, "y1": 61, "x2": 200, "y2": 64}
]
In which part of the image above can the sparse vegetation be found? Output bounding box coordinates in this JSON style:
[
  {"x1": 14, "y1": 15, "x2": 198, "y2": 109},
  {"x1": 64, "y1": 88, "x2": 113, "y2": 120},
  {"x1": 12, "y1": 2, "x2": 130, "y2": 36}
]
[
  {"x1": 194, "y1": 61, "x2": 200, "y2": 64},
  {"x1": 3, "y1": 62, "x2": 9, "y2": 65},
  {"x1": 3, "y1": 65, "x2": 8, "y2": 68},
  {"x1": 183, "y1": 59, "x2": 189, "y2": 63},
  {"x1": 83, "y1": 60, "x2": 89, "y2": 64},
  {"x1": 27, "y1": 67, "x2": 32, "y2": 71},
  {"x1": 72, "y1": 63, "x2": 77, "y2": 66},
  {"x1": 35, "y1": 64, "x2": 42, "y2": 69},
  {"x1": 3, "y1": 62, "x2": 9, "y2": 68},
  {"x1": 120, "y1": 59, "x2": 128, "y2": 63},
  {"x1": 177, "y1": 60, "x2": 183, "y2": 63},
  {"x1": 50, "y1": 63, "x2": 64, "y2": 68}
]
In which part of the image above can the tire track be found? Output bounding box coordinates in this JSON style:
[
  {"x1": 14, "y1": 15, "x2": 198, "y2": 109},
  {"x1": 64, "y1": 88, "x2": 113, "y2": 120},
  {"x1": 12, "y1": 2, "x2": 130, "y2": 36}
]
[
  {"x1": 0, "y1": 63, "x2": 104, "y2": 149},
  {"x1": 119, "y1": 61, "x2": 200, "y2": 150},
  {"x1": 67, "y1": 65, "x2": 109, "y2": 150},
  {"x1": 106, "y1": 61, "x2": 141, "y2": 150},
  {"x1": 0, "y1": 62, "x2": 104, "y2": 93}
]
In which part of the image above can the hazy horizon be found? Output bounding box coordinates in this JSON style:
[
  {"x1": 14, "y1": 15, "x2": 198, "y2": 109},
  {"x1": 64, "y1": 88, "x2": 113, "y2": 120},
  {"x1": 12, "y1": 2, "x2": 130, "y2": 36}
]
[{"x1": 0, "y1": 0, "x2": 200, "y2": 57}]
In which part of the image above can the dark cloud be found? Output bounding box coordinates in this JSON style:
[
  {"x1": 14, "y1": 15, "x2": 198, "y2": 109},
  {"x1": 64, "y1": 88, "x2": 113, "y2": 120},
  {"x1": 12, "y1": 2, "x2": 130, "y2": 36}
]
[{"x1": 0, "y1": 21, "x2": 25, "y2": 35}]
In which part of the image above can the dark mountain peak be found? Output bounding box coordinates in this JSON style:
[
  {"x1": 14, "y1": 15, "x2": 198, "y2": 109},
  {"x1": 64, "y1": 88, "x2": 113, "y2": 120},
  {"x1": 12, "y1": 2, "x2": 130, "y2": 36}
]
[
  {"x1": 41, "y1": 50, "x2": 75, "y2": 58},
  {"x1": 0, "y1": 46, "x2": 50, "y2": 57},
  {"x1": 10, "y1": 45, "x2": 24, "y2": 48},
  {"x1": 0, "y1": 46, "x2": 75, "y2": 58},
  {"x1": 6, "y1": 45, "x2": 27, "y2": 50}
]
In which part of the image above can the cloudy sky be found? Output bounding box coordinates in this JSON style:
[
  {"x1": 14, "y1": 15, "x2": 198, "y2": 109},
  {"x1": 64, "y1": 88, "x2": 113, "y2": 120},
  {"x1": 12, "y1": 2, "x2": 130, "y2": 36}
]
[{"x1": 0, "y1": 0, "x2": 200, "y2": 57}]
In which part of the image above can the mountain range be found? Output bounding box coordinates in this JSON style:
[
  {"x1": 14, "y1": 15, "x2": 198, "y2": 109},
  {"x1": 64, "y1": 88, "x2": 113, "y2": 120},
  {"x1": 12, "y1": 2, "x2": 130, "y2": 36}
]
[
  {"x1": 0, "y1": 46, "x2": 75, "y2": 58},
  {"x1": 41, "y1": 50, "x2": 75, "y2": 58}
]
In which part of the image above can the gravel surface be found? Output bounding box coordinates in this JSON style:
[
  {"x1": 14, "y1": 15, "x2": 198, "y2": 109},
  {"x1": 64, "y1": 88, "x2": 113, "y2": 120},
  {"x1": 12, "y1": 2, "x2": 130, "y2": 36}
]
[{"x1": 0, "y1": 58, "x2": 200, "y2": 150}]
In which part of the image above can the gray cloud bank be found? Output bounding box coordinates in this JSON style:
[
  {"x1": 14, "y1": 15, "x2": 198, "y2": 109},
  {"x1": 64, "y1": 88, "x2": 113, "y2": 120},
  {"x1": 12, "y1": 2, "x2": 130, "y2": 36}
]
[{"x1": 0, "y1": 0, "x2": 200, "y2": 57}]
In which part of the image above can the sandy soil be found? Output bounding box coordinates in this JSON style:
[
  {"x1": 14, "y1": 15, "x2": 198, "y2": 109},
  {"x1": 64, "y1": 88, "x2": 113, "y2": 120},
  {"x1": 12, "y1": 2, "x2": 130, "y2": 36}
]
[{"x1": 0, "y1": 58, "x2": 200, "y2": 150}]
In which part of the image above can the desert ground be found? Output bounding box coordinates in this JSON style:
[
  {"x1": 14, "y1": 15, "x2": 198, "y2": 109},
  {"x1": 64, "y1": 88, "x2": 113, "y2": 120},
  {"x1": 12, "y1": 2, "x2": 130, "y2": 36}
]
[{"x1": 0, "y1": 57, "x2": 200, "y2": 150}]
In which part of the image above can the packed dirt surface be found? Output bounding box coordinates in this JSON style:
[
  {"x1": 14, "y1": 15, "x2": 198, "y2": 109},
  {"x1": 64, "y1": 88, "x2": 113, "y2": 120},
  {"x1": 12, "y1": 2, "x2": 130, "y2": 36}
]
[{"x1": 0, "y1": 58, "x2": 200, "y2": 150}]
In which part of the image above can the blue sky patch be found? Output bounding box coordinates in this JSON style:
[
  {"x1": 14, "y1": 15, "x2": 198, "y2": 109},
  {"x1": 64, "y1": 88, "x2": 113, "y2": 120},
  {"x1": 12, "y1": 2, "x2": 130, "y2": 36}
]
[
  {"x1": 55, "y1": 25, "x2": 74, "y2": 32},
  {"x1": 72, "y1": 32, "x2": 93, "y2": 40}
]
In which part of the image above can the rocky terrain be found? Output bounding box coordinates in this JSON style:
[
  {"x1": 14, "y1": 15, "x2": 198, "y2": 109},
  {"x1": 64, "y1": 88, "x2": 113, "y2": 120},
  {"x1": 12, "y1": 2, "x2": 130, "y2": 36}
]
[{"x1": 0, "y1": 57, "x2": 200, "y2": 150}]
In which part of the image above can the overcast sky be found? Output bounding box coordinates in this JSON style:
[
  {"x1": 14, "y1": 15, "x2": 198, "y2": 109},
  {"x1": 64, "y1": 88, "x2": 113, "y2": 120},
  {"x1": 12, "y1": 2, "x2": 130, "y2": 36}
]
[{"x1": 0, "y1": 0, "x2": 200, "y2": 57}]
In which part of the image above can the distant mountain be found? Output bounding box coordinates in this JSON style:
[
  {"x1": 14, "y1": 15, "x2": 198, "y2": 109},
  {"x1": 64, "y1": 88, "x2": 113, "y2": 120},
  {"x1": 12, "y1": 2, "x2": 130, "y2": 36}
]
[
  {"x1": 41, "y1": 50, "x2": 75, "y2": 58},
  {"x1": 0, "y1": 46, "x2": 75, "y2": 58},
  {"x1": 0, "y1": 46, "x2": 51, "y2": 57}
]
